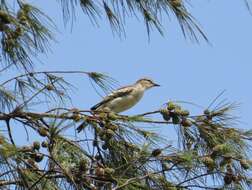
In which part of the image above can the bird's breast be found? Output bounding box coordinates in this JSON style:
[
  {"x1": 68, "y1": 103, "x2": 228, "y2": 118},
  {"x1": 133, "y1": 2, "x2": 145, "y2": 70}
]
[{"x1": 108, "y1": 89, "x2": 144, "y2": 113}]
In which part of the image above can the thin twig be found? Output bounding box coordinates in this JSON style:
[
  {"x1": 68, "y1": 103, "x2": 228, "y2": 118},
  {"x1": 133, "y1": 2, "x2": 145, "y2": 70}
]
[
  {"x1": 5, "y1": 119, "x2": 16, "y2": 146},
  {"x1": 136, "y1": 110, "x2": 160, "y2": 117},
  {"x1": 112, "y1": 171, "x2": 163, "y2": 190},
  {"x1": 1, "y1": 70, "x2": 90, "y2": 86}
]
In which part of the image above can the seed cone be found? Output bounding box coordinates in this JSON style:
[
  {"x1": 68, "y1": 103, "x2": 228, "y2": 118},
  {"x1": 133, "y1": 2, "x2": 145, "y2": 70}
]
[
  {"x1": 95, "y1": 167, "x2": 105, "y2": 176},
  {"x1": 160, "y1": 109, "x2": 171, "y2": 121},
  {"x1": 33, "y1": 141, "x2": 40, "y2": 151},
  {"x1": 152, "y1": 149, "x2": 162, "y2": 157},
  {"x1": 41, "y1": 141, "x2": 48, "y2": 148},
  {"x1": 240, "y1": 159, "x2": 250, "y2": 170},
  {"x1": 181, "y1": 119, "x2": 192, "y2": 127},
  {"x1": 38, "y1": 128, "x2": 48, "y2": 137},
  {"x1": 34, "y1": 154, "x2": 43, "y2": 163}
]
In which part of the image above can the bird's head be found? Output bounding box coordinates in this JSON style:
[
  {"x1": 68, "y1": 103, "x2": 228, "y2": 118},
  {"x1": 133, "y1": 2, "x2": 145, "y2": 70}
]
[{"x1": 136, "y1": 78, "x2": 160, "y2": 89}]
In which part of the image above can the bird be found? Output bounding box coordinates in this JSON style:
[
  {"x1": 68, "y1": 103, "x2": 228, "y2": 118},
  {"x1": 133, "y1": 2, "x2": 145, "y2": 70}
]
[
  {"x1": 90, "y1": 78, "x2": 160, "y2": 113},
  {"x1": 77, "y1": 78, "x2": 160, "y2": 132}
]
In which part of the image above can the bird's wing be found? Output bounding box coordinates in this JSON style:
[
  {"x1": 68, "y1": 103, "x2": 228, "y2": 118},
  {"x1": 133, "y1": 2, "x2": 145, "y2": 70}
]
[{"x1": 91, "y1": 86, "x2": 134, "y2": 111}]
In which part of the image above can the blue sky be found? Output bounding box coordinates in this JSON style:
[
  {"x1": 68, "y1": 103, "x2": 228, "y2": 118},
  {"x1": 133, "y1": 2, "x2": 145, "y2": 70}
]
[{"x1": 13, "y1": 0, "x2": 252, "y2": 141}]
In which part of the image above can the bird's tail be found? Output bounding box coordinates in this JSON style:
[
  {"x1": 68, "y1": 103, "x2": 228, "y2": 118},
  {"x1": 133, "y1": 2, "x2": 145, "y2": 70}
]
[
  {"x1": 76, "y1": 121, "x2": 88, "y2": 133},
  {"x1": 90, "y1": 102, "x2": 103, "y2": 111}
]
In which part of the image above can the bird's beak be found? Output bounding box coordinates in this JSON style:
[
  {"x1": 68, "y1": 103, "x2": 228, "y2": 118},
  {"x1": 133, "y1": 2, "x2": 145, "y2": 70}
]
[{"x1": 153, "y1": 83, "x2": 160, "y2": 87}]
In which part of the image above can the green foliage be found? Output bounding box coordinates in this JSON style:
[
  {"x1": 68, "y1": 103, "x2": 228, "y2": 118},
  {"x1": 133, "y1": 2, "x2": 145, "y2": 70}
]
[
  {"x1": 51, "y1": 136, "x2": 88, "y2": 171},
  {"x1": 0, "y1": 2, "x2": 54, "y2": 71},
  {"x1": 0, "y1": 135, "x2": 18, "y2": 158},
  {"x1": 59, "y1": 0, "x2": 209, "y2": 41},
  {"x1": 1, "y1": 75, "x2": 252, "y2": 189},
  {"x1": 18, "y1": 169, "x2": 59, "y2": 190}
]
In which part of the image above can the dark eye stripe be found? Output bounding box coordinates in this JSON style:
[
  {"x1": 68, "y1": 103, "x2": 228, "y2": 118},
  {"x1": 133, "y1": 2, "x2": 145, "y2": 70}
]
[{"x1": 144, "y1": 79, "x2": 153, "y2": 83}]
